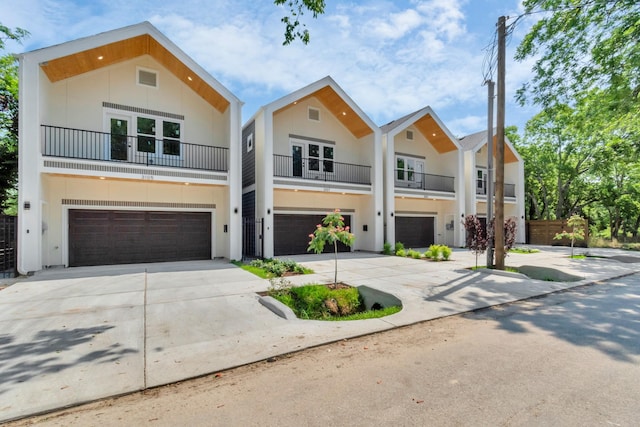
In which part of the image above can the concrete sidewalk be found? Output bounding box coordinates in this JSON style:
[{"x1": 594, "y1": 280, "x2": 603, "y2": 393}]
[{"x1": 1, "y1": 247, "x2": 639, "y2": 422}]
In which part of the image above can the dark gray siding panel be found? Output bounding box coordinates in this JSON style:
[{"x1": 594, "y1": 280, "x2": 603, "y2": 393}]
[
  {"x1": 242, "y1": 120, "x2": 256, "y2": 188},
  {"x1": 242, "y1": 191, "x2": 255, "y2": 219}
]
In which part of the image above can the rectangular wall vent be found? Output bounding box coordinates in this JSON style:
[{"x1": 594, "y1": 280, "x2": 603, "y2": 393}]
[
  {"x1": 308, "y1": 107, "x2": 320, "y2": 121},
  {"x1": 406, "y1": 130, "x2": 414, "y2": 140},
  {"x1": 138, "y1": 69, "x2": 158, "y2": 88}
]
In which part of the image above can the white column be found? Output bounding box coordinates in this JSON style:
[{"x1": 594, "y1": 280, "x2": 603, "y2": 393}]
[
  {"x1": 17, "y1": 55, "x2": 43, "y2": 274},
  {"x1": 372, "y1": 129, "x2": 384, "y2": 252},
  {"x1": 227, "y1": 100, "x2": 242, "y2": 260},
  {"x1": 262, "y1": 111, "x2": 274, "y2": 258}
]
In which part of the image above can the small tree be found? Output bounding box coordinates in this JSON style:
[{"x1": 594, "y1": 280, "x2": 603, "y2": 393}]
[
  {"x1": 308, "y1": 209, "x2": 355, "y2": 286},
  {"x1": 554, "y1": 214, "x2": 586, "y2": 258},
  {"x1": 502, "y1": 217, "x2": 518, "y2": 253},
  {"x1": 463, "y1": 215, "x2": 488, "y2": 268}
]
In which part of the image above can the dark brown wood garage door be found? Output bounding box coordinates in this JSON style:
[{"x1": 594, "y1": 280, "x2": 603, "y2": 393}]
[
  {"x1": 395, "y1": 216, "x2": 435, "y2": 248},
  {"x1": 274, "y1": 214, "x2": 351, "y2": 256},
  {"x1": 69, "y1": 210, "x2": 211, "y2": 267}
]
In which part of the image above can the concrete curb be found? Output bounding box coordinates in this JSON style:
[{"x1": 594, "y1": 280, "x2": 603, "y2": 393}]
[{"x1": 258, "y1": 296, "x2": 297, "y2": 320}]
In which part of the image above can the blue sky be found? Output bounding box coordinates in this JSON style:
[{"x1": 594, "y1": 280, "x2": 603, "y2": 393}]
[{"x1": 2, "y1": 0, "x2": 540, "y2": 136}]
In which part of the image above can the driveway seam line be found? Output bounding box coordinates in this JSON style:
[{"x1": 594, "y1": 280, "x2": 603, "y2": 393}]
[{"x1": 143, "y1": 268, "x2": 148, "y2": 390}]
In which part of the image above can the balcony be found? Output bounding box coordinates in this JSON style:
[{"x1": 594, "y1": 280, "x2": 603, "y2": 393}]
[
  {"x1": 395, "y1": 170, "x2": 455, "y2": 193},
  {"x1": 273, "y1": 154, "x2": 371, "y2": 185},
  {"x1": 41, "y1": 125, "x2": 228, "y2": 172},
  {"x1": 476, "y1": 180, "x2": 516, "y2": 198}
]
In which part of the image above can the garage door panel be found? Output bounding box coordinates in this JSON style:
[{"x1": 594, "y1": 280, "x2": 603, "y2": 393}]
[
  {"x1": 395, "y1": 217, "x2": 435, "y2": 248},
  {"x1": 69, "y1": 210, "x2": 212, "y2": 267},
  {"x1": 274, "y1": 214, "x2": 351, "y2": 256}
]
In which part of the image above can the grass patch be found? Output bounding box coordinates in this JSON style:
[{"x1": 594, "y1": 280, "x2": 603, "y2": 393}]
[
  {"x1": 509, "y1": 247, "x2": 540, "y2": 254},
  {"x1": 328, "y1": 305, "x2": 402, "y2": 321},
  {"x1": 232, "y1": 261, "x2": 271, "y2": 279},
  {"x1": 233, "y1": 258, "x2": 312, "y2": 278},
  {"x1": 569, "y1": 254, "x2": 586, "y2": 259},
  {"x1": 268, "y1": 281, "x2": 401, "y2": 321}
]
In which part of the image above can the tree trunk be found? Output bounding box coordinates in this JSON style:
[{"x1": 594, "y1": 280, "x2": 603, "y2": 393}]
[{"x1": 333, "y1": 240, "x2": 338, "y2": 286}]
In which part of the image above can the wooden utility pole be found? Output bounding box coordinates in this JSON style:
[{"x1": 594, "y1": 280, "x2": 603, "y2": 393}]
[
  {"x1": 495, "y1": 16, "x2": 506, "y2": 270},
  {"x1": 485, "y1": 80, "x2": 495, "y2": 269}
]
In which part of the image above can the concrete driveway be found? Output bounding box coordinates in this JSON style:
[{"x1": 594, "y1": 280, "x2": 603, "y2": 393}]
[{"x1": 1, "y1": 247, "x2": 639, "y2": 422}]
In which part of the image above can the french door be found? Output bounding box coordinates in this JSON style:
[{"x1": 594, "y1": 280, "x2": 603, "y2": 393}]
[{"x1": 108, "y1": 115, "x2": 130, "y2": 161}]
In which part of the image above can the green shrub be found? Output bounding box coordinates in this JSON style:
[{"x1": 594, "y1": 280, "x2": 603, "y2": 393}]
[
  {"x1": 408, "y1": 249, "x2": 422, "y2": 259},
  {"x1": 395, "y1": 249, "x2": 407, "y2": 257},
  {"x1": 249, "y1": 258, "x2": 311, "y2": 277},
  {"x1": 423, "y1": 249, "x2": 433, "y2": 259},
  {"x1": 394, "y1": 242, "x2": 405, "y2": 254},
  {"x1": 382, "y1": 242, "x2": 393, "y2": 255},
  {"x1": 428, "y1": 244, "x2": 442, "y2": 260},
  {"x1": 441, "y1": 245, "x2": 452, "y2": 260}
]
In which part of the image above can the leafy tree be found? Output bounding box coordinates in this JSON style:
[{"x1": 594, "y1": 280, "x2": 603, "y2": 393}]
[
  {"x1": 307, "y1": 209, "x2": 355, "y2": 286},
  {"x1": 274, "y1": 0, "x2": 326, "y2": 45},
  {"x1": 553, "y1": 214, "x2": 586, "y2": 257},
  {"x1": 463, "y1": 215, "x2": 487, "y2": 268},
  {"x1": 0, "y1": 24, "x2": 28, "y2": 213},
  {"x1": 516, "y1": 1, "x2": 640, "y2": 237},
  {"x1": 516, "y1": 1, "x2": 640, "y2": 123}
]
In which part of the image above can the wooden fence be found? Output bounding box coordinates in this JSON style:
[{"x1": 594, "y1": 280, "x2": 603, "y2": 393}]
[{"x1": 526, "y1": 219, "x2": 588, "y2": 247}]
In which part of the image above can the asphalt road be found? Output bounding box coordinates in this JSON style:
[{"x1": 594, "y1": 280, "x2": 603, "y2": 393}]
[{"x1": 9, "y1": 274, "x2": 640, "y2": 426}]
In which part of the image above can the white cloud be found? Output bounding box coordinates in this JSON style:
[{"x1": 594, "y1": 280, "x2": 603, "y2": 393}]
[
  {"x1": 414, "y1": 0, "x2": 467, "y2": 41},
  {"x1": 2, "y1": 0, "x2": 536, "y2": 131},
  {"x1": 368, "y1": 9, "x2": 423, "y2": 40}
]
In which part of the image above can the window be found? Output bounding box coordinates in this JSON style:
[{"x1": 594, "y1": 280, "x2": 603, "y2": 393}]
[
  {"x1": 137, "y1": 117, "x2": 156, "y2": 153},
  {"x1": 137, "y1": 67, "x2": 158, "y2": 88},
  {"x1": 406, "y1": 130, "x2": 414, "y2": 140},
  {"x1": 476, "y1": 168, "x2": 487, "y2": 194},
  {"x1": 307, "y1": 143, "x2": 334, "y2": 173},
  {"x1": 290, "y1": 138, "x2": 335, "y2": 177},
  {"x1": 396, "y1": 155, "x2": 424, "y2": 184},
  {"x1": 308, "y1": 107, "x2": 320, "y2": 122},
  {"x1": 246, "y1": 133, "x2": 254, "y2": 153},
  {"x1": 163, "y1": 121, "x2": 181, "y2": 156},
  {"x1": 136, "y1": 116, "x2": 182, "y2": 156}
]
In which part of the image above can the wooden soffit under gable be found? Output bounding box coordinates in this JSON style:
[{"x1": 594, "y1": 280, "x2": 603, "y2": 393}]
[
  {"x1": 414, "y1": 114, "x2": 457, "y2": 153},
  {"x1": 491, "y1": 135, "x2": 518, "y2": 163},
  {"x1": 39, "y1": 34, "x2": 230, "y2": 113},
  {"x1": 274, "y1": 85, "x2": 373, "y2": 139}
]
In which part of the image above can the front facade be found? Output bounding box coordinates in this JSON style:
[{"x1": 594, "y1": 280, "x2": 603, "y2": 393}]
[
  {"x1": 460, "y1": 130, "x2": 526, "y2": 243},
  {"x1": 242, "y1": 76, "x2": 383, "y2": 258},
  {"x1": 382, "y1": 107, "x2": 465, "y2": 248},
  {"x1": 18, "y1": 22, "x2": 242, "y2": 273}
]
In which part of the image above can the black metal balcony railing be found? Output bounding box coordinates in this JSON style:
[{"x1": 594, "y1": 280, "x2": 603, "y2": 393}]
[
  {"x1": 395, "y1": 170, "x2": 455, "y2": 193},
  {"x1": 41, "y1": 125, "x2": 228, "y2": 172},
  {"x1": 476, "y1": 180, "x2": 516, "y2": 198},
  {"x1": 274, "y1": 154, "x2": 371, "y2": 185}
]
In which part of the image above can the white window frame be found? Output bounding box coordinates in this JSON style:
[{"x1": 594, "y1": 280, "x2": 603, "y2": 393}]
[
  {"x1": 476, "y1": 167, "x2": 487, "y2": 194},
  {"x1": 395, "y1": 155, "x2": 424, "y2": 185},
  {"x1": 247, "y1": 133, "x2": 254, "y2": 153},
  {"x1": 289, "y1": 137, "x2": 335, "y2": 178},
  {"x1": 104, "y1": 107, "x2": 184, "y2": 162}
]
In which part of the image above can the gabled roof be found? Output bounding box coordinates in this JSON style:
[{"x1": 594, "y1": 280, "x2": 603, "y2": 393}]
[
  {"x1": 381, "y1": 106, "x2": 459, "y2": 154},
  {"x1": 20, "y1": 21, "x2": 240, "y2": 113},
  {"x1": 263, "y1": 76, "x2": 376, "y2": 139},
  {"x1": 459, "y1": 129, "x2": 522, "y2": 164}
]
